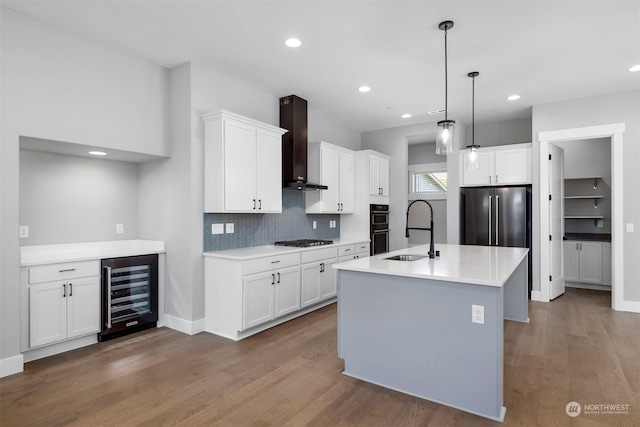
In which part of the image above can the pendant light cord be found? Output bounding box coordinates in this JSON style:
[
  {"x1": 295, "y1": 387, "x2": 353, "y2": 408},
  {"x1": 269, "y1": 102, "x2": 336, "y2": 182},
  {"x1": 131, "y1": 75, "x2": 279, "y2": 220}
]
[
  {"x1": 472, "y1": 74, "x2": 475, "y2": 146},
  {"x1": 444, "y1": 28, "x2": 449, "y2": 121}
]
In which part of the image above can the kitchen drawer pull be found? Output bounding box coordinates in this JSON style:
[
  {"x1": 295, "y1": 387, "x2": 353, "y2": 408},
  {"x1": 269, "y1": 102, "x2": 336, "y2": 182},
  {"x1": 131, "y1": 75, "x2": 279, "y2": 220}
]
[
  {"x1": 253, "y1": 199, "x2": 256, "y2": 210},
  {"x1": 69, "y1": 283, "x2": 73, "y2": 297},
  {"x1": 277, "y1": 272, "x2": 280, "y2": 283},
  {"x1": 271, "y1": 260, "x2": 280, "y2": 264},
  {"x1": 271, "y1": 273, "x2": 275, "y2": 285},
  {"x1": 59, "y1": 268, "x2": 76, "y2": 273},
  {"x1": 62, "y1": 283, "x2": 66, "y2": 298},
  {"x1": 344, "y1": 248, "x2": 351, "y2": 252},
  {"x1": 258, "y1": 199, "x2": 262, "y2": 210}
]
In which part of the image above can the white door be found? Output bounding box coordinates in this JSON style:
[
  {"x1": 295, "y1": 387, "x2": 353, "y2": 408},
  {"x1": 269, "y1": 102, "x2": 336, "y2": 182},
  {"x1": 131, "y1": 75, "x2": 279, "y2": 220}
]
[
  {"x1": 549, "y1": 144, "x2": 565, "y2": 300},
  {"x1": 242, "y1": 272, "x2": 274, "y2": 329},
  {"x1": 462, "y1": 150, "x2": 493, "y2": 186},
  {"x1": 300, "y1": 263, "x2": 321, "y2": 308},
  {"x1": 494, "y1": 148, "x2": 528, "y2": 184},
  {"x1": 67, "y1": 276, "x2": 100, "y2": 338},
  {"x1": 369, "y1": 156, "x2": 380, "y2": 196},
  {"x1": 224, "y1": 119, "x2": 257, "y2": 211},
  {"x1": 320, "y1": 147, "x2": 340, "y2": 212},
  {"x1": 274, "y1": 266, "x2": 300, "y2": 317},
  {"x1": 339, "y1": 151, "x2": 355, "y2": 212},
  {"x1": 579, "y1": 242, "x2": 603, "y2": 284},
  {"x1": 319, "y1": 259, "x2": 338, "y2": 299},
  {"x1": 256, "y1": 129, "x2": 282, "y2": 212},
  {"x1": 378, "y1": 157, "x2": 389, "y2": 197},
  {"x1": 563, "y1": 242, "x2": 579, "y2": 282},
  {"x1": 30, "y1": 281, "x2": 67, "y2": 347}
]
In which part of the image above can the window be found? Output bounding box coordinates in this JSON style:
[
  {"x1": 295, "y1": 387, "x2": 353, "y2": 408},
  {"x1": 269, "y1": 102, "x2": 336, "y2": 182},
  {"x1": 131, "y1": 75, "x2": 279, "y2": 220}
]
[{"x1": 409, "y1": 162, "x2": 447, "y2": 197}]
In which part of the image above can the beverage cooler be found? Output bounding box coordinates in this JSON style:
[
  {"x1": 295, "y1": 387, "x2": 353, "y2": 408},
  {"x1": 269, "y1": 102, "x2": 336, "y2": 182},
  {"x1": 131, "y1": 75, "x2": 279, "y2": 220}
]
[{"x1": 99, "y1": 254, "x2": 158, "y2": 341}]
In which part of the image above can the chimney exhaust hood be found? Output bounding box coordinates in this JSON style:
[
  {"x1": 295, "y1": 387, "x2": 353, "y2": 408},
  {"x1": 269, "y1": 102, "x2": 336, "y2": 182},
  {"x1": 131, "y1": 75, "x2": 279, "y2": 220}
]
[{"x1": 280, "y1": 95, "x2": 328, "y2": 191}]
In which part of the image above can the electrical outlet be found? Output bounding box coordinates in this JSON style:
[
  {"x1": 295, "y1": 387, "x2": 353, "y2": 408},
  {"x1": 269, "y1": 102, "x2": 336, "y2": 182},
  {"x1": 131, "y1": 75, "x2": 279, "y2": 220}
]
[
  {"x1": 225, "y1": 223, "x2": 234, "y2": 234},
  {"x1": 596, "y1": 219, "x2": 604, "y2": 228},
  {"x1": 212, "y1": 224, "x2": 224, "y2": 235},
  {"x1": 116, "y1": 224, "x2": 124, "y2": 234},
  {"x1": 626, "y1": 223, "x2": 634, "y2": 233},
  {"x1": 19, "y1": 226, "x2": 29, "y2": 238},
  {"x1": 313, "y1": 221, "x2": 317, "y2": 230},
  {"x1": 472, "y1": 305, "x2": 485, "y2": 324}
]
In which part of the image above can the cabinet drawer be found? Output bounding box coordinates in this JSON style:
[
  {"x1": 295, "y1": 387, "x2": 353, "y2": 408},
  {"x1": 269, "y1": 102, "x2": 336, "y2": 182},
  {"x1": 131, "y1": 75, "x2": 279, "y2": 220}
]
[
  {"x1": 355, "y1": 242, "x2": 370, "y2": 254},
  {"x1": 301, "y1": 247, "x2": 338, "y2": 264},
  {"x1": 338, "y1": 245, "x2": 356, "y2": 257},
  {"x1": 28, "y1": 260, "x2": 100, "y2": 284},
  {"x1": 244, "y1": 253, "x2": 299, "y2": 275}
]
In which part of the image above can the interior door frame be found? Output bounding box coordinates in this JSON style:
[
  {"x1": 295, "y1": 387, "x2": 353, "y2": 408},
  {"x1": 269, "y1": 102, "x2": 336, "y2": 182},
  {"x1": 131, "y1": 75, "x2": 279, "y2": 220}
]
[{"x1": 538, "y1": 123, "x2": 625, "y2": 310}]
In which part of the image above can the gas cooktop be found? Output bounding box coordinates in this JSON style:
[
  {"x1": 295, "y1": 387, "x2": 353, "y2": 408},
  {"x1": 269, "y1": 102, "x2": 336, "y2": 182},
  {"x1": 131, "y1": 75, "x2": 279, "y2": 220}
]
[{"x1": 274, "y1": 239, "x2": 333, "y2": 248}]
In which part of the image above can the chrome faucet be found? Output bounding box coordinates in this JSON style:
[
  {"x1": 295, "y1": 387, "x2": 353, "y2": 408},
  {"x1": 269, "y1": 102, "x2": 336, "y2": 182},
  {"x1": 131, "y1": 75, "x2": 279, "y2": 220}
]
[{"x1": 405, "y1": 199, "x2": 436, "y2": 259}]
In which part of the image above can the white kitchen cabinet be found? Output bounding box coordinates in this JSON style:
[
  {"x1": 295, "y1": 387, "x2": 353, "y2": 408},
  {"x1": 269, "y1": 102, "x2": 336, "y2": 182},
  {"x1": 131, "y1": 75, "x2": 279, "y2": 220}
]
[
  {"x1": 338, "y1": 242, "x2": 370, "y2": 263},
  {"x1": 563, "y1": 240, "x2": 609, "y2": 286},
  {"x1": 300, "y1": 247, "x2": 338, "y2": 308},
  {"x1": 28, "y1": 261, "x2": 100, "y2": 348},
  {"x1": 368, "y1": 153, "x2": 390, "y2": 198},
  {"x1": 461, "y1": 144, "x2": 531, "y2": 187},
  {"x1": 243, "y1": 265, "x2": 300, "y2": 330},
  {"x1": 203, "y1": 110, "x2": 287, "y2": 213},
  {"x1": 306, "y1": 141, "x2": 355, "y2": 213}
]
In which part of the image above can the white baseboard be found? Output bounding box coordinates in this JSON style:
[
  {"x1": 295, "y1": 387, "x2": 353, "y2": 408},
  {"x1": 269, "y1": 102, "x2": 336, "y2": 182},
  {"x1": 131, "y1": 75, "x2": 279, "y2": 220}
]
[
  {"x1": 1, "y1": 354, "x2": 24, "y2": 378},
  {"x1": 530, "y1": 290, "x2": 543, "y2": 302},
  {"x1": 617, "y1": 299, "x2": 640, "y2": 313},
  {"x1": 163, "y1": 314, "x2": 206, "y2": 335}
]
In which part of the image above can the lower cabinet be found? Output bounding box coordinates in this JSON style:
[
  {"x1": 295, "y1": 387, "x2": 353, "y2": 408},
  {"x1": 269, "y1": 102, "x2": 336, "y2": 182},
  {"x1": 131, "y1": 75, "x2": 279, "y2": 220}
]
[
  {"x1": 243, "y1": 266, "x2": 300, "y2": 330},
  {"x1": 301, "y1": 247, "x2": 339, "y2": 308},
  {"x1": 338, "y1": 242, "x2": 370, "y2": 263},
  {"x1": 27, "y1": 261, "x2": 100, "y2": 348},
  {"x1": 563, "y1": 240, "x2": 611, "y2": 286}
]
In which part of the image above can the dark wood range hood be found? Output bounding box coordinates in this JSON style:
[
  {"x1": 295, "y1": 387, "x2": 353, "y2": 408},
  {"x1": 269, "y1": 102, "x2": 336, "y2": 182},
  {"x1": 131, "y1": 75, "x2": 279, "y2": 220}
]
[{"x1": 279, "y1": 95, "x2": 328, "y2": 191}]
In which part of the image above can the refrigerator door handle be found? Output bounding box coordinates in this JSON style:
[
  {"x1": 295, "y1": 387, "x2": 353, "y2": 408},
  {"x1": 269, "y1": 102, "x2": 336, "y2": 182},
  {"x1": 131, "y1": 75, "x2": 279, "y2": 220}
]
[
  {"x1": 495, "y1": 195, "x2": 500, "y2": 245},
  {"x1": 488, "y1": 195, "x2": 493, "y2": 245},
  {"x1": 104, "y1": 266, "x2": 112, "y2": 329}
]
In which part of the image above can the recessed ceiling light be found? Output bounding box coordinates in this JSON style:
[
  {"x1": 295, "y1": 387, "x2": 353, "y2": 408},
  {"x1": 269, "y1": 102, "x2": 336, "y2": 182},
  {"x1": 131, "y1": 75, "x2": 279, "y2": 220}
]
[
  {"x1": 401, "y1": 113, "x2": 412, "y2": 119},
  {"x1": 89, "y1": 151, "x2": 107, "y2": 156},
  {"x1": 507, "y1": 94, "x2": 521, "y2": 101},
  {"x1": 285, "y1": 38, "x2": 301, "y2": 48},
  {"x1": 629, "y1": 64, "x2": 640, "y2": 72},
  {"x1": 428, "y1": 109, "x2": 445, "y2": 115},
  {"x1": 358, "y1": 86, "x2": 371, "y2": 93}
]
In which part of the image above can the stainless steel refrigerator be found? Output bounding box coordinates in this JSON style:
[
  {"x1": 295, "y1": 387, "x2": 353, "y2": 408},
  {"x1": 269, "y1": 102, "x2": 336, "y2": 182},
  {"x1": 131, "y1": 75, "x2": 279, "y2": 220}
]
[{"x1": 461, "y1": 186, "x2": 532, "y2": 295}]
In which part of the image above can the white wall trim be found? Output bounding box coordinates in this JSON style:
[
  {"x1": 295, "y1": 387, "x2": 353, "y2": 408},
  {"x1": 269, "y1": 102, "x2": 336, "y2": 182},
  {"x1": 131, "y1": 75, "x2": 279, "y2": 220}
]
[
  {"x1": 1, "y1": 354, "x2": 24, "y2": 378},
  {"x1": 163, "y1": 314, "x2": 206, "y2": 335},
  {"x1": 538, "y1": 123, "x2": 626, "y2": 310},
  {"x1": 530, "y1": 290, "x2": 543, "y2": 302}
]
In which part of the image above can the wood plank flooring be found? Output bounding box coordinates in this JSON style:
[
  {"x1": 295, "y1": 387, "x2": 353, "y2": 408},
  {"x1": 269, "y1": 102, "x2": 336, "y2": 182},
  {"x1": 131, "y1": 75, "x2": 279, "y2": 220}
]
[{"x1": 2, "y1": 288, "x2": 638, "y2": 426}]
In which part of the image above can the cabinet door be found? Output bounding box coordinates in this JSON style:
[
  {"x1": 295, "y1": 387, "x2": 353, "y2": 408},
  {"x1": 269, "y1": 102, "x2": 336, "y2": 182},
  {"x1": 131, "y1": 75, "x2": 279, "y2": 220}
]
[
  {"x1": 224, "y1": 119, "x2": 257, "y2": 211},
  {"x1": 579, "y1": 242, "x2": 603, "y2": 284},
  {"x1": 256, "y1": 129, "x2": 282, "y2": 212},
  {"x1": 369, "y1": 156, "x2": 380, "y2": 196},
  {"x1": 30, "y1": 281, "x2": 67, "y2": 347},
  {"x1": 602, "y1": 243, "x2": 612, "y2": 286},
  {"x1": 67, "y1": 276, "x2": 100, "y2": 338},
  {"x1": 243, "y1": 272, "x2": 274, "y2": 330},
  {"x1": 563, "y1": 242, "x2": 579, "y2": 282},
  {"x1": 320, "y1": 146, "x2": 340, "y2": 212},
  {"x1": 274, "y1": 266, "x2": 300, "y2": 318},
  {"x1": 319, "y1": 259, "x2": 338, "y2": 299},
  {"x1": 339, "y1": 151, "x2": 355, "y2": 213},
  {"x1": 494, "y1": 148, "x2": 528, "y2": 184},
  {"x1": 301, "y1": 263, "x2": 321, "y2": 308},
  {"x1": 462, "y1": 151, "x2": 494, "y2": 186},
  {"x1": 378, "y1": 157, "x2": 389, "y2": 197}
]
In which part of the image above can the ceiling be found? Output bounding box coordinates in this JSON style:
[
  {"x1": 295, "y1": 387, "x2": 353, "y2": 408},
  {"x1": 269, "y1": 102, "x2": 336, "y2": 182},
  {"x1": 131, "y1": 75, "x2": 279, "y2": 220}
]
[{"x1": 3, "y1": 0, "x2": 639, "y2": 133}]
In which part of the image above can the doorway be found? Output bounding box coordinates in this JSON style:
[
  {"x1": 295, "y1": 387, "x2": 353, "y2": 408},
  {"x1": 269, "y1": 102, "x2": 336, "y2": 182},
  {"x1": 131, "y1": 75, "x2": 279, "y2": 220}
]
[{"x1": 538, "y1": 123, "x2": 625, "y2": 310}]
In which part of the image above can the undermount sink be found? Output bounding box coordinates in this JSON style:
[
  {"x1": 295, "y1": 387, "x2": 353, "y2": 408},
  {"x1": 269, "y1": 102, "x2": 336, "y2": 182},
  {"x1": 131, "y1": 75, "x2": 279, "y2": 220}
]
[{"x1": 384, "y1": 254, "x2": 427, "y2": 262}]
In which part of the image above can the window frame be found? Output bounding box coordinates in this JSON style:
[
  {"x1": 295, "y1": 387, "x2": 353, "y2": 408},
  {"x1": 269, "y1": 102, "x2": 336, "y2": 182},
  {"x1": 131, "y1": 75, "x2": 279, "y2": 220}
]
[{"x1": 408, "y1": 162, "x2": 448, "y2": 201}]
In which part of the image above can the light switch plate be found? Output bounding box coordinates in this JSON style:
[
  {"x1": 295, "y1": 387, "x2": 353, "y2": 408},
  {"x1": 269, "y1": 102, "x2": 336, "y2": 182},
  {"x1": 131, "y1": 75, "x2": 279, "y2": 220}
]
[
  {"x1": 212, "y1": 224, "x2": 224, "y2": 235},
  {"x1": 116, "y1": 224, "x2": 124, "y2": 234},
  {"x1": 226, "y1": 223, "x2": 234, "y2": 234}
]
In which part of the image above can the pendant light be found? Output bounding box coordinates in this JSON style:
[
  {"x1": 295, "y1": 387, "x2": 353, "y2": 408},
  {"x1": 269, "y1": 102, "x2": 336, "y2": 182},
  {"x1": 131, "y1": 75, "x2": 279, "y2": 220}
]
[
  {"x1": 466, "y1": 71, "x2": 480, "y2": 169},
  {"x1": 436, "y1": 20, "x2": 455, "y2": 155}
]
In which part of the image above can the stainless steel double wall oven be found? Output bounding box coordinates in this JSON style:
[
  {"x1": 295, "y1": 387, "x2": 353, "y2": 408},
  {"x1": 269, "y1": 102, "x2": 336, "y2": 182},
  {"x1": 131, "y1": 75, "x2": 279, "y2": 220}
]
[{"x1": 370, "y1": 204, "x2": 389, "y2": 255}]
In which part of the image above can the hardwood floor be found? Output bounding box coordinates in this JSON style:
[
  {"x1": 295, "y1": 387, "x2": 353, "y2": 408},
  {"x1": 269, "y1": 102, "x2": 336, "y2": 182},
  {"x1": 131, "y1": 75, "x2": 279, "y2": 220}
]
[{"x1": 2, "y1": 288, "x2": 638, "y2": 426}]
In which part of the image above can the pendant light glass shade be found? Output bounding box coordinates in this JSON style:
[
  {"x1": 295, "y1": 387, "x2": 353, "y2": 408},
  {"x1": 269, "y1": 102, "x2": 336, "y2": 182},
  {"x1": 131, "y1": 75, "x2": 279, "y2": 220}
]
[
  {"x1": 436, "y1": 120, "x2": 455, "y2": 154},
  {"x1": 466, "y1": 71, "x2": 480, "y2": 170},
  {"x1": 436, "y1": 20, "x2": 455, "y2": 156}
]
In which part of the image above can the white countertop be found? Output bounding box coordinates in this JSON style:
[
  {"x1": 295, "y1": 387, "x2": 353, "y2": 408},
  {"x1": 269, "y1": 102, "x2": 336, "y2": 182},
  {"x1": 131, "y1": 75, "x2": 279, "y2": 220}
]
[
  {"x1": 203, "y1": 239, "x2": 369, "y2": 261},
  {"x1": 333, "y1": 244, "x2": 528, "y2": 287},
  {"x1": 20, "y1": 240, "x2": 166, "y2": 266}
]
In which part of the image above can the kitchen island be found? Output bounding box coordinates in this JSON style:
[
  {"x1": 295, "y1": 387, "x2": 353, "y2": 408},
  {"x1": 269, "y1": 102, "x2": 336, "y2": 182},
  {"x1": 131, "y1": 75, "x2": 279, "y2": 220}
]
[{"x1": 334, "y1": 244, "x2": 528, "y2": 422}]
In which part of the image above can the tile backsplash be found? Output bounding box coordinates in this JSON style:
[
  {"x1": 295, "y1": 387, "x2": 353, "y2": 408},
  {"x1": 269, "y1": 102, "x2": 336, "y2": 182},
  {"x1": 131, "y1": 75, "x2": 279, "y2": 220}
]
[{"x1": 203, "y1": 191, "x2": 340, "y2": 251}]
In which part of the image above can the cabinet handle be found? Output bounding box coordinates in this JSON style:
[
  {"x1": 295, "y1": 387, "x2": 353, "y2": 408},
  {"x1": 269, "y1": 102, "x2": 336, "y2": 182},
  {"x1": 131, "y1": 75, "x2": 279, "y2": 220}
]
[
  {"x1": 495, "y1": 175, "x2": 498, "y2": 183},
  {"x1": 105, "y1": 266, "x2": 112, "y2": 328},
  {"x1": 258, "y1": 199, "x2": 262, "y2": 210},
  {"x1": 320, "y1": 263, "x2": 324, "y2": 273},
  {"x1": 344, "y1": 248, "x2": 351, "y2": 252},
  {"x1": 59, "y1": 268, "x2": 76, "y2": 273},
  {"x1": 271, "y1": 273, "x2": 275, "y2": 285},
  {"x1": 253, "y1": 199, "x2": 256, "y2": 210},
  {"x1": 271, "y1": 260, "x2": 280, "y2": 264},
  {"x1": 69, "y1": 283, "x2": 72, "y2": 297},
  {"x1": 489, "y1": 175, "x2": 492, "y2": 184},
  {"x1": 62, "y1": 283, "x2": 66, "y2": 298},
  {"x1": 277, "y1": 272, "x2": 280, "y2": 283}
]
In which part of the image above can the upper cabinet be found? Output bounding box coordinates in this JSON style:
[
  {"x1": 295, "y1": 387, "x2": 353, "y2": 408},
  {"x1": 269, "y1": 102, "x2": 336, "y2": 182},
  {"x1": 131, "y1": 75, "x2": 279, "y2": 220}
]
[
  {"x1": 368, "y1": 152, "x2": 390, "y2": 200},
  {"x1": 461, "y1": 143, "x2": 532, "y2": 187},
  {"x1": 203, "y1": 110, "x2": 287, "y2": 213},
  {"x1": 306, "y1": 141, "x2": 355, "y2": 214}
]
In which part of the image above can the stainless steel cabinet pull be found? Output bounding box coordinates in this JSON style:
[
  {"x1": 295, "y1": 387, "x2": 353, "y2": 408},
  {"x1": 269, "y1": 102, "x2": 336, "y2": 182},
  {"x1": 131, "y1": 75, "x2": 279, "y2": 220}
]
[
  {"x1": 59, "y1": 268, "x2": 76, "y2": 273},
  {"x1": 62, "y1": 283, "x2": 66, "y2": 298},
  {"x1": 69, "y1": 283, "x2": 72, "y2": 297},
  {"x1": 105, "y1": 266, "x2": 112, "y2": 328}
]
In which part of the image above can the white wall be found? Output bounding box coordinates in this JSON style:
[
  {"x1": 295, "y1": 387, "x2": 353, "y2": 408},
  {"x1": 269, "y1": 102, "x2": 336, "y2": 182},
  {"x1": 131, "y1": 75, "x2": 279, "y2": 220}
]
[
  {"x1": 532, "y1": 90, "x2": 640, "y2": 303},
  {"x1": 1, "y1": 8, "x2": 170, "y2": 372},
  {"x1": 556, "y1": 138, "x2": 611, "y2": 179},
  {"x1": 465, "y1": 117, "x2": 532, "y2": 148},
  {"x1": 20, "y1": 150, "x2": 139, "y2": 245}
]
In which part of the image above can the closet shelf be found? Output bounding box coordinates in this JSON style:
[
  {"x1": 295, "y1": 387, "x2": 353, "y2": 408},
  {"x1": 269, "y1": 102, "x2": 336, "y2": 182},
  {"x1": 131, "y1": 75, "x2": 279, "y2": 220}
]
[
  {"x1": 564, "y1": 215, "x2": 604, "y2": 219},
  {"x1": 564, "y1": 195, "x2": 604, "y2": 199}
]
